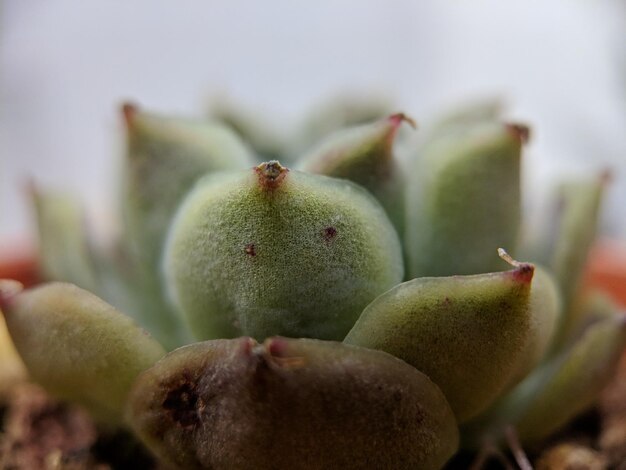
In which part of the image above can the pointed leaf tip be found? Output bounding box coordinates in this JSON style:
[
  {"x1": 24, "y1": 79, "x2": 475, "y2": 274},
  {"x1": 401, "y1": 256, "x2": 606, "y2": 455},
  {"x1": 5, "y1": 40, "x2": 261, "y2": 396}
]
[
  {"x1": 24, "y1": 178, "x2": 37, "y2": 200},
  {"x1": 505, "y1": 123, "x2": 530, "y2": 144},
  {"x1": 498, "y1": 248, "x2": 535, "y2": 283},
  {"x1": 121, "y1": 102, "x2": 139, "y2": 127},
  {"x1": 389, "y1": 112, "x2": 417, "y2": 130},
  {"x1": 261, "y1": 337, "x2": 307, "y2": 369},
  {"x1": 600, "y1": 168, "x2": 613, "y2": 186},
  {"x1": 255, "y1": 160, "x2": 289, "y2": 190},
  {"x1": 0, "y1": 280, "x2": 24, "y2": 311},
  {"x1": 264, "y1": 336, "x2": 289, "y2": 357}
]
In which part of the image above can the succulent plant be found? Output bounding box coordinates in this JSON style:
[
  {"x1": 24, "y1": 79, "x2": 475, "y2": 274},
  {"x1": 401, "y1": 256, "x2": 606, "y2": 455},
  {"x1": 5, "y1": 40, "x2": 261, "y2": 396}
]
[{"x1": 0, "y1": 97, "x2": 624, "y2": 469}]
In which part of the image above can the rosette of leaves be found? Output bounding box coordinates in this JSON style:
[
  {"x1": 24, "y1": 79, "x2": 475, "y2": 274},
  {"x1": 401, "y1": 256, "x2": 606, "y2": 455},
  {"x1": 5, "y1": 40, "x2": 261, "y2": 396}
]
[{"x1": 0, "y1": 97, "x2": 623, "y2": 470}]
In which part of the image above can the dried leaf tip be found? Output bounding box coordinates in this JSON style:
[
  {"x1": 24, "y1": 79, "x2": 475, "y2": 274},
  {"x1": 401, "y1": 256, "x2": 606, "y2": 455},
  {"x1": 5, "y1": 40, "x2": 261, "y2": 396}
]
[
  {"x1": 24, "y1": 177, "x2": 38, "y2": 201},
  {"x1": 388, "y1": 113, "x2": 417, "y2": 130},
  {"x1": 121, "y1": 102, "x2": 139, "y2": 127},
  {"x1": 0, "y1": 279, "x2": 24, "y2": 311},
  {"x1": 498, "y1": 248, "x2": 535, "y2": 283},
  {"x1": 255, "y1": 160, "x2": 289, "y2": 190},
  {"x1": 600, "y1": 168, "x2": 613, "y2": 186},
  {"x1": 505, "y1": 123, "x2": 531, "y2": 144}
]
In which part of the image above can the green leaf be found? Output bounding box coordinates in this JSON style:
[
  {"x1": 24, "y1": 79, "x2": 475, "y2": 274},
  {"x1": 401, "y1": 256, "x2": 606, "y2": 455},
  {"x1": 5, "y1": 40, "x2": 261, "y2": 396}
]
[
  {"x1": 463, "y1": 312, "x2": 626, "y2": 447},
  {"x1": 31, "y1": 186, "x2": 98, "y2": 292},
  {"x1": 291, "y1": 92, "x2": 393, "y2": 155},
  {"x1": 405, "y1": 120, "x2": 525, "y2": 277},
  {"x1": 298, "y1": 113, "x2": 415, "y2": 235},
  {"x1": 345, "y1": 251, "x2": 559, "y2": 423},
  {"x1": 122, "y1": 103, "x2": 254, "y2": 270},
  {"x1": 0, "y1": 281, "x2": 166, "y2": 426},
  {"x1": 428, "y1": 98, "x2": 504, "y2": 134},
  {"x1": 547, "y1": 174, "x2": 607, "y2": 351},
  {"x1": 121, "y1": 104, "x2": 254, "y2": 349},
  {"x1": 208, "y1": 99, "x2": 289, "y2": 162},
  {"x1": 553, "y1": 289, "x2": 618, "y2": 353},
  {"x1": 165, "y1": 162, "x2": 403, "y2": 342}
]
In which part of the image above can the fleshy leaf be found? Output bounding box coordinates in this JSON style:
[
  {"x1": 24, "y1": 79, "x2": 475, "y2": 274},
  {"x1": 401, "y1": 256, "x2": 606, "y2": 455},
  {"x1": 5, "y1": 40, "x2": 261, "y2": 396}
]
[
  {"x1": 122, "y1": 103, "x2": 254, "y2": 269},
  {"x1": 0, "y1": 280, "x2": 166, "y2": 425},
  {"x1": 31, "y1": 185, "x2": 98, "y2": 292},
  {"x1": 28, "y1": 188, "x2": 174, "y2": 352},
  {"x1": 165, "y1": 161, "x2": 403, "y2": 342},
  {"x1": 553, "y1": 289, "x2": 619, "y2": 353},
  {"x1": 506, "y1": 263, "x2": 562, "y2": 386},
  {"x1": 122, "y1": 104, "x2": 253, "y2": 349},
  {"x1": 298, "y1": 113, "x2": 415, "y2": 234},
  {"x1": 127, "y1": 337, "x2": 458, "y2": 470},
  {"x1": 428, "y1": 98, "x2": 504, "y2": 134},
  {"x1": 291, "y1": 93, "x2": 392, "y2": 154},
  {"x1": 463, "y1": 312, "x2": 626, "y2": 447},
  {"x1": 345, "y1": 251, "x2": 559, "y2": 423},
  {"x1": 208, "y1": 99, "x2": 289, "y2": 162},
  {"x1": 546, "y1": 174, "x2": 607, "y2": 350},
  {"x1": 92, "y1": 248, "x2": 191, "y2": 351},
  {"x1": 0, "y1": 281, "x2": 26, "y2": 390},
  {"x1": 405, "y1": 120, "x2": 525, "y2": 277}
]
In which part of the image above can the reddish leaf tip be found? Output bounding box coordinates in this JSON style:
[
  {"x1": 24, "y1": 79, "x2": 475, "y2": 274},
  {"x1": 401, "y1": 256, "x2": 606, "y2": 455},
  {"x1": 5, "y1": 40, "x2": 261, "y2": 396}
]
[
  {"x1": 388, "y1": 112, "x2": 417, "y2": 130},
  {"x1": 254, "y1": 161, "x2": 289, "y2": 191},
  {"x1": 264, "y1": 336, "x2": 289, "y2": 357},
  {"x1": 505, "y1": 123, "x2": 531, "y2": 144},
  {"x1": 498, "y1": 248, "x2": 535, "y2": 283},
  {"x1": 24, "y1": 177, "x2": 38, "y2": 200},
  {"x1": 600, "y1": 168, "x2": 613, "y2": 186},
  {"x1": 121, "y1": 102, "x2": 139, "y2": 127},
  {"x1": 263, "y1": 337, "x2": 306, "y2": 368},
  {"x1": 511, "y1": 263, "x2": 535, "y2": 283}
]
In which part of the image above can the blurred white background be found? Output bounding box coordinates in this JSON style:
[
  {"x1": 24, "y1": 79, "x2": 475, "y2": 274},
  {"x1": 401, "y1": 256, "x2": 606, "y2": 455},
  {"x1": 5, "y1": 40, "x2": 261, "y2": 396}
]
[{"x1": 1, "y1": 0, "x2": 625, "y2": 242}]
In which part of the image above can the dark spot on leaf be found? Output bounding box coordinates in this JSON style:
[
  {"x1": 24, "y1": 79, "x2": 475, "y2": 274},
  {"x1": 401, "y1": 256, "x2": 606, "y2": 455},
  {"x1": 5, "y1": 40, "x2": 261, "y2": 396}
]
[
  {"x1": 162, "y1": 380, "x2": 199, "y2": 428},
  {"x1": 322, "y1": 226, "x2": 338, "y2": 243},
  {"x1": 245, "y1": 243, "x2": 256, "y2": 257}
]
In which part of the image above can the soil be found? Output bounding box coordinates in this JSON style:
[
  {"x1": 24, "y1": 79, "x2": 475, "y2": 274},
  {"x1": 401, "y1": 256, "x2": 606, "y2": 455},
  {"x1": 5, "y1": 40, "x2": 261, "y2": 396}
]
[
  {"x1": 1, "y1": 350, "x2": 625, "y2": 469},
  {"x1": 0, "y1": 383, "x2": 156, "y2": 470}
]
